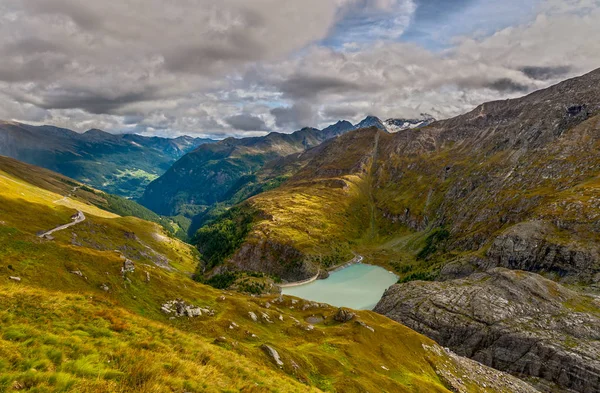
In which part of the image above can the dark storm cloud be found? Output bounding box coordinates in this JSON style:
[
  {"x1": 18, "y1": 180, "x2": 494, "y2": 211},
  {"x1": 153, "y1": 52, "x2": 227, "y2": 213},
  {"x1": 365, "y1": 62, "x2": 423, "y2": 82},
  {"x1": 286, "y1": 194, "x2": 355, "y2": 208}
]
[
  {"x1": 270, "y1": 102, "x2": 316, "y2": 129},
  {"x1": 454, "y1": 77, "x2": 531, "y2": 94},
  {"x1": 520, "y1": 66, "x2": 572, "y2": 81},
  {"x1": 3, "y1": 38, "x2": 63, "y2": 55},
  {"x1": 225, "y1": 114, "x2": 268, "y2": 131},
  {"x1": 487, "y1": 78, "x2": 530, "y2": 93},
  {"x1": 23, "y1": 88, "x2": 159, "y2": 114},
  {"x1": 322, "y1": 106, "x2": 360, "y2": 120},
  {"x1": 123, "y1": 115, "x2": 145, "y2": 125},
  {"x1": 23, "y1": 0, "x2": 104, "y2": 31},
  {"x1": 0, "y1": 56, "x2": 69, "y2": 82},
  {"x1": 279, "y1": 74, "x2": 369, "y2": 99}
]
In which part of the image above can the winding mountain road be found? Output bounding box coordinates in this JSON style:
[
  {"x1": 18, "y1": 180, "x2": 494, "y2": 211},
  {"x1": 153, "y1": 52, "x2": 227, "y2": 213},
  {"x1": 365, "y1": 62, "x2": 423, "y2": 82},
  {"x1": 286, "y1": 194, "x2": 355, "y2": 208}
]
[{"x1": 38, "y1": 211, "x2": 86, "y2": 238}]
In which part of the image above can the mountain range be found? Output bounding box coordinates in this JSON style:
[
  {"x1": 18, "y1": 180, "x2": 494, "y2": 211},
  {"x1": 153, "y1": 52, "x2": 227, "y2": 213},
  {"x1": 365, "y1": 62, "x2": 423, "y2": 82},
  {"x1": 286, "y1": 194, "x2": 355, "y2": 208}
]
[
  {"x1": 188, "y1": 68, "x2": 600, "y2": 392},
  {"x1": 140, "y1": 115, "x2": 435, "y2": 235},
  {"x1": 2, "y1": 68, "x2": 600, "y2": 392},
  {"x1": 0, "y1": 121, "x2": 213, "y2": 199}
]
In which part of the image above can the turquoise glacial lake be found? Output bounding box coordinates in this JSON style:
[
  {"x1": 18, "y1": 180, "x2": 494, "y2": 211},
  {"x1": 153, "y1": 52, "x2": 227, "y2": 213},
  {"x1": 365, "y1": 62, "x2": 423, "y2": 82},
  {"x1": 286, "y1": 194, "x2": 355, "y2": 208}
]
[{"x1": 281, "y1": 263, "x2": 398, "y2": 310}]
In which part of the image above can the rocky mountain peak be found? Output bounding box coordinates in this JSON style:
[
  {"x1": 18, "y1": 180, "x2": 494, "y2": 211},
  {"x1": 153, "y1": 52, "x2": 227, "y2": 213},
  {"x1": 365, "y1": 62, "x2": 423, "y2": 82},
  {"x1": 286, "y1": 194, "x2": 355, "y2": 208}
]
[
  {"x1": 355, "y1": 116, "x2": 387, "y2": 131},
  {"x1": 384, "y1": 114, "x2": 436, "y2": 133}
]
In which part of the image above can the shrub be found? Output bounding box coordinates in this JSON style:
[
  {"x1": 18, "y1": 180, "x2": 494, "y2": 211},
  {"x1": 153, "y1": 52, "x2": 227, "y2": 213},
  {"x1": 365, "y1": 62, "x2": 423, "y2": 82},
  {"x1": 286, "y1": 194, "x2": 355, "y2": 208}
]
[
  {"x1": 203, "y1": 272, "x2": 238, "y2": 289},
  {"x1": 193, "y1": 205, "x2": 256, "y2": 269},
  {"x1": 417, "y1": 228, "x2": 450, "y2": 260}
]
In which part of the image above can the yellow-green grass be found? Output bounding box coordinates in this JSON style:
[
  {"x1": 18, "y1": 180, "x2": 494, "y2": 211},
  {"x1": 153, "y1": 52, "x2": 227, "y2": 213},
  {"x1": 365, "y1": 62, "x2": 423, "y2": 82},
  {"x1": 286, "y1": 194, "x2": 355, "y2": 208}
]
[
  {"x1": 0, "y1": 286, "x2": 316, "y2": 393},
  {"x1": 0, "y1": 156, "x2": 515, "y2": 392},
  {"x1": 248, "y1": 174, "x2": 367, "y2": 256}
]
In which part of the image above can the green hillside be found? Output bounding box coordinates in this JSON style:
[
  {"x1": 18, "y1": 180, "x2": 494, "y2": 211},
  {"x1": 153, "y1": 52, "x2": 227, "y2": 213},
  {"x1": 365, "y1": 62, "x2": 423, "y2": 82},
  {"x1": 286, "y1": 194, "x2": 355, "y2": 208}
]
[
  {"x1": 140, "y1": 122, "x2": 356, "y2": 234},
  {"x1": 0, "y1": 156, "x2": 535, "y2": 392},
  {"x1": 0, "y1": 122, "x2": 212, "y2": 199}
]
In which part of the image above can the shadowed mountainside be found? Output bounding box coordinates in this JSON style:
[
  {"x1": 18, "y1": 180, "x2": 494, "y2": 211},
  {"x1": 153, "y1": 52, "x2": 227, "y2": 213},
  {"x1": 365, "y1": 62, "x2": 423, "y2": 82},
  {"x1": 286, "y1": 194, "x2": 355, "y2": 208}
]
[{"x1": 0, "y1": 122, "x2": 213, "y2": 199}]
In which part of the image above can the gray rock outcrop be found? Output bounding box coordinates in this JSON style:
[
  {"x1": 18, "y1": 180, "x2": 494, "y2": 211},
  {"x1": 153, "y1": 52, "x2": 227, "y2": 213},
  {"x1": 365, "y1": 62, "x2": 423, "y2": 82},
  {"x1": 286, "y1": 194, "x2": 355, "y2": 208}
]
[
  {"x1": 375, "y1": 268, "x2": 600, "y2": 393},
  {"x1": 121, "y1": 259, "x2": 135, "y2": 275},
  {"x1": 333, "y1": 308, "x2": 355, "y2": 323},
  {"x1": 261, "y1": 344, "x2": 284, "y2": 368},
  {"x1": 161, "y1": 299, "x2": 212, "y2": 318},
  {"x1": 486, "y1": 221, "x2": 600, "y2": 284}
]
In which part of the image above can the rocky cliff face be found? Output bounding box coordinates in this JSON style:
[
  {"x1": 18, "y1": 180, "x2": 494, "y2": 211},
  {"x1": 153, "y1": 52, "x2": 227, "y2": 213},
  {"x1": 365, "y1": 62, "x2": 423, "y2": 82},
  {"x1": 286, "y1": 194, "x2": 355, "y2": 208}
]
[
  {"x1": 486, "y1": 221, "x2": 600, "y2": 284},
  {"x1": 375, "y1": 268, "x2": 600, "y2": 393},
  {"x1": 229, "y1": 239, "x2": 317, "y2": 282}
]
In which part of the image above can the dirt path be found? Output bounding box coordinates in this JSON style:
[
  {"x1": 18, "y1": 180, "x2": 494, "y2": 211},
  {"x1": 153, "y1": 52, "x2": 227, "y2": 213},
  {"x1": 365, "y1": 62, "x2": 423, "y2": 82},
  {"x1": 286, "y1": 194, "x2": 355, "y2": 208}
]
[
  {"x1": 53, "y1": 185, "x2": 81, "y2": 204},
  {"x1": 38, "y1": 211, "x2": 86, "y2": 238}
]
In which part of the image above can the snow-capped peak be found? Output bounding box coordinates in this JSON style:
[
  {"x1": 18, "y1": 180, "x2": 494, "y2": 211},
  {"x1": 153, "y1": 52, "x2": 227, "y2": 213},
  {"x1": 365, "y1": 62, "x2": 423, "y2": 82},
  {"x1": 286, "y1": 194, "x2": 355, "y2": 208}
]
[
  {"x1": 384, "y1": 114, "x2": 435, "y2": 133},
  {"x1": 354, "y1": 116, "x2": 387, "y2": 131}
]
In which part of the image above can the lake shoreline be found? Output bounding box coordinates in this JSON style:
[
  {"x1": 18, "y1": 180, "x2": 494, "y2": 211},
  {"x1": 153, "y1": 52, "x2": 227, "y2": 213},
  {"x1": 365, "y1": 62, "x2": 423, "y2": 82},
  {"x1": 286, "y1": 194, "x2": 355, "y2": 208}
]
[
  {"x1": 281, "y1": 263, "x2": 399, "y2": 310},
  {"x1": 277, "y1": 253, "x2": 364, "y2": 289}
]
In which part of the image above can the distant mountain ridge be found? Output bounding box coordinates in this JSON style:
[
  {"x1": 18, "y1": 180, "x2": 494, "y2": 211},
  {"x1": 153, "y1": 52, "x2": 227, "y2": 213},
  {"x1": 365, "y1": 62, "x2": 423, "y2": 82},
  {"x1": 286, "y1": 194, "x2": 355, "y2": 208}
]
[
  {"x1": 0, "y1": 121, "x2": 213, "y2": 198},
  {"x1": 140, "y1": 114, "x2": 434, "y2": 221},
  {"x1": 353, "y1": 114, "x2": 436, "y2": 133},
  {"x1": 140, "y1": 120, "x2": 358, "y2": 220}
]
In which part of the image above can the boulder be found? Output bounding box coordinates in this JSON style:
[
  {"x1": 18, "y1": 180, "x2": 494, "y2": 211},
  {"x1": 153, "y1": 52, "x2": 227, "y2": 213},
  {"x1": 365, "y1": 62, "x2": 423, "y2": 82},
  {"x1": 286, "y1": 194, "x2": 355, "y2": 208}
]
[
  {"x1": 261, "y1": 344, "x2": 284, "y2": 368},
  {"x1": 161, "y1": 299, "x2": 205, "y2": 318},
  {"x1": 121, "y1": 259, "x2": 135, "y2": 275},
  {"x1": 333, "y1": 308, "x2": 355, "y2": 323}
]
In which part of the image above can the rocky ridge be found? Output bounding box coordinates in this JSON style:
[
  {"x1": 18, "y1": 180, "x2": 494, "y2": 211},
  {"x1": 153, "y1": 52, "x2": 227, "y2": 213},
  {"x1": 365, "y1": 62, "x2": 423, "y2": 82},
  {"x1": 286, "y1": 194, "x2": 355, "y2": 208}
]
[{"x1": 375, "y1": 268, "x2": 600, "y2": 393}]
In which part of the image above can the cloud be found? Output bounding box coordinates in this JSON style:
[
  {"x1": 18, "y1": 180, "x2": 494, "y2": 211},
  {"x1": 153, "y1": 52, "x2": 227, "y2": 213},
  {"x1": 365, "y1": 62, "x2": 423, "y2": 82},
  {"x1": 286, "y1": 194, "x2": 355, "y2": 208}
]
[
  {"x1": 0, "y1": 0, "x2": 600, "y2": 138},
  {"x1": 322, "y1": 105, "x2": 360, "y2": 120},
  {"x1": 271, "y1": 102, "x2": 317, "y2": 129},
  {"x1": 279, "y1": 74, "x2": 369, "y2": 99},
  {"x1": 225, "y1": 114, "x2": 268, "y2": 131},
  {"x1": 16, "y1": 87, "x2": 161, "y2": 115},
  {"x1": 486, "y1": 78, "x2": 530, "y2": 93},
  {"x1": 520, "y1": 65, "x2": 572, "y2": 80}
]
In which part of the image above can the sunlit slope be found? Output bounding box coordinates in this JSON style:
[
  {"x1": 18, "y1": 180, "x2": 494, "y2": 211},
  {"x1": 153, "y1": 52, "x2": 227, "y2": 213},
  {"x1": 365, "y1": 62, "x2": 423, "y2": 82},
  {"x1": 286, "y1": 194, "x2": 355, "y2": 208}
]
[{"x1": 0, "y1": 157, "x2": 535, "y2": 392}]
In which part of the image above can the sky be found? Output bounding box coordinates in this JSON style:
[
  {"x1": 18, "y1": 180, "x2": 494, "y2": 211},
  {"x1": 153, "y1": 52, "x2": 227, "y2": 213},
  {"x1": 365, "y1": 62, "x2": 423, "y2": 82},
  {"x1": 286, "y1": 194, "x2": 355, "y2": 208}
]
[{"x1": 1, "y1": 0, "x2": 600, "y2": 138}]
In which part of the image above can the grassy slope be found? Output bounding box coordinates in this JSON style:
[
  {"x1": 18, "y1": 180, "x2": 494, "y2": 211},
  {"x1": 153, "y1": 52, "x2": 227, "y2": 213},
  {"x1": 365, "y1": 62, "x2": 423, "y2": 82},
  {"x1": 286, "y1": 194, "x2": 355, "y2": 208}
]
[
  {"x1": 0, "y1": 157, "x2": 523, "y2": 393},
  {"x1": 204, "y1": 111, "x2": 600, "y2": 284},
  {"x1": 0, "y1": 155, "x2": 184, "y2": 237}
]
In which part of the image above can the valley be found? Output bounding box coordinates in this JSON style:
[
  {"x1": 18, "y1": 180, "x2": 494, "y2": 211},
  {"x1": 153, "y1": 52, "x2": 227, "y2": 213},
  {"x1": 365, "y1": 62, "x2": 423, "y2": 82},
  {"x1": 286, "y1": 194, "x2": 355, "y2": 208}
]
[
  {"x1": 0, "y1": 122, "x2": 213, "y2": 199},
  {"x1": 2, "y1": 68, "x2": 600, "y2": 391},
  {"x1": 3, "y1": 2, "x2": 600, "y2": 393},
  {"x1": 163, "y1": 68, "x2": 600, "y2": 392},
  {"x1": 0, "y1": 155, "x2": 536, "y2": 392}
]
